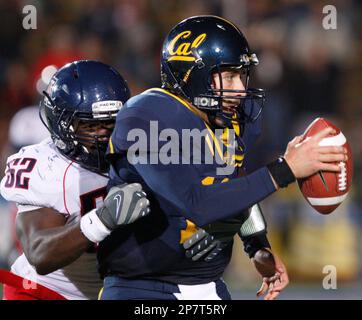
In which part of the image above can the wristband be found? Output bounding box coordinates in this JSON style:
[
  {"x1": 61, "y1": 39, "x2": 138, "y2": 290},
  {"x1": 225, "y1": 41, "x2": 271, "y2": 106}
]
[
  {"x1": 80, "y1": 209, "x2": 111, "y2": 243},
  {"x1": 267, "y1": 156, "x2": 295, "y2": 188}
]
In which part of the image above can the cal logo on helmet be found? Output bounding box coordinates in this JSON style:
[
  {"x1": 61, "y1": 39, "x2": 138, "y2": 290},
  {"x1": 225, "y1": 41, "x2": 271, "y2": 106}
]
[{"x1": 167, "y1": 31, "x2": 206, "y2": 62}]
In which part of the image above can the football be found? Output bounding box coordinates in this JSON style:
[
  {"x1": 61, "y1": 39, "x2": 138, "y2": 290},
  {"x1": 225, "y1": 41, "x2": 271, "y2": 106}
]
[{"x1": 297, "y1": 118, "x2": 353, "y2": 215}]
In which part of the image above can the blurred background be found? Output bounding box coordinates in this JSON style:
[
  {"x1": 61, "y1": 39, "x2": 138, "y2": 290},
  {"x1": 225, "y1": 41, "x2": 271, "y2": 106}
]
[{"x1": 0, "y1": 0, "x2": 361, "y2": 299}]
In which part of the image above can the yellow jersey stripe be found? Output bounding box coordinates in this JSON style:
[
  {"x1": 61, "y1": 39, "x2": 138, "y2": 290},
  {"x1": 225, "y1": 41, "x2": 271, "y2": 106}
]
[
  {"x1": 204, "y1": 122, "x2": 224, "y2": 161},
  {"x1": 98, "y1": 287, "x2": 104, "y2": 300},
  {"x1": 201, "y1": 176, "x2": 215, "y2": 186},
  {"x1": 180, "y1": 220, "x2": 197, "y2": 244},
  {"x1": 108, "y1": 137, "x2": 115, "y2": 154}
]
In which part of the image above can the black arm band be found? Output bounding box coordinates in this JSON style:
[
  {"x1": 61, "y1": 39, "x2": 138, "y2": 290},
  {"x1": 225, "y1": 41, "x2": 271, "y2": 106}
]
[
  {"x1": 241, "y1": 231, "x2": 271, "y2": 258},
  {"x1": 266, "y1": 156, "x2": 296, "y2": 188}
]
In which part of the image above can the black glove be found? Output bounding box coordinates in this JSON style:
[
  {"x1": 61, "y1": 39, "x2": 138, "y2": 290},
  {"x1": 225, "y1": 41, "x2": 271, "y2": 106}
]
[
  {"x1": 183, "y1": 218, "x2": 241, "y2": 261},
  {"x1": 183, "y1": 204, "x2": 270, "y2": 261}
]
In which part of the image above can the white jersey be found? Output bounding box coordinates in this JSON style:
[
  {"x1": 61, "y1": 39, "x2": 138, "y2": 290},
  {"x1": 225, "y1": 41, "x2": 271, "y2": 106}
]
[{"x1": 0, "y1": 138, "x2": 108, "y2": 300}]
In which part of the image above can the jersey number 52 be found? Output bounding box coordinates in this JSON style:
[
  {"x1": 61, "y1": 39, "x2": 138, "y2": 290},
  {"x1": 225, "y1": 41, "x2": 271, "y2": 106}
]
[{"x1": 4, "y1": 158, "x2": 37, "y2": 189}]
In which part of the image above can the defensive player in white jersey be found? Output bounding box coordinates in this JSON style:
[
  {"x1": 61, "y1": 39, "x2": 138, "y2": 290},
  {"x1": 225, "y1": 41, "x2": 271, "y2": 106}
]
[{"x1": 0, "y1": 61, "x2": 150, "y2": 300}]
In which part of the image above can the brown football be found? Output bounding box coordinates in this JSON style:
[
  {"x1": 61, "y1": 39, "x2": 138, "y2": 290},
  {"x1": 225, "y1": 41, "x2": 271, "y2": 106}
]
[{"x1": 297, "y1": 118, "x2": 353, "y2": 214}]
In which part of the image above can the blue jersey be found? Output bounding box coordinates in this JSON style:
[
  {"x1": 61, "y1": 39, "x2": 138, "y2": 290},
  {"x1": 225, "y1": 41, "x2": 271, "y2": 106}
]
[{"x1": 98, "y1": 88, "x2": 276, "y2": 284}]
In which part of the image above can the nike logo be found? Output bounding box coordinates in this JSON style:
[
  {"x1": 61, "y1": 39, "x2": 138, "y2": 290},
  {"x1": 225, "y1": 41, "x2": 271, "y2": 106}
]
[
  {"x1": 318, "y1": 171, "x2": 329, "y2": 191},
  {"x1": 114, "y1": 194, "x2": 123, "y2": 221},
  {"x1": 88, "y1": 216, "x2": 93, "y2": 224}
]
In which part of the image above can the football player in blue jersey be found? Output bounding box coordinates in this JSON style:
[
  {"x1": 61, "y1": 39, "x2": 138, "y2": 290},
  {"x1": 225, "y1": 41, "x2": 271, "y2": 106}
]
[{"x1": 100, "y1": 16, "x2": 347, "y2": 300}]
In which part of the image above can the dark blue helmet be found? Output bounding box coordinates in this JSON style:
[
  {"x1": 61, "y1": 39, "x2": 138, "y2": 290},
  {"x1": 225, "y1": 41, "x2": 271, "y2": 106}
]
[
  {"x1": 161, "y1": 15, "x2": 265, "y2": 128},
  {"x1": 40, "y1": 60, "x2": 130, "y2": 173}
]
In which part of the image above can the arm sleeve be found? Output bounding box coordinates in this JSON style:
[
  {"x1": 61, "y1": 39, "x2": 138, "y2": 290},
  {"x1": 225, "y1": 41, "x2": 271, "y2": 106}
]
[{"x1": 122, "y1": 155, "x2": 275, "y2": 226}]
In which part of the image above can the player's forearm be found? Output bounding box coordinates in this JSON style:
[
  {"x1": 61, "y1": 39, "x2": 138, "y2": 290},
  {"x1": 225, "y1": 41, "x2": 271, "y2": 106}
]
[
  {"x1": 25, "y1": 222, "x2": 91, "y2": 275},
  {"x1": 192, "y1": 167, "x2": 276, "y2": 225},
  {"x1": 169, "y1": 167, "x2": 277, "y2": 226}
]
